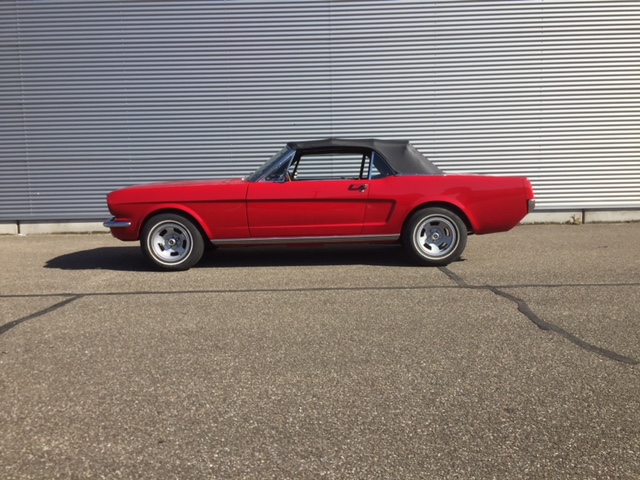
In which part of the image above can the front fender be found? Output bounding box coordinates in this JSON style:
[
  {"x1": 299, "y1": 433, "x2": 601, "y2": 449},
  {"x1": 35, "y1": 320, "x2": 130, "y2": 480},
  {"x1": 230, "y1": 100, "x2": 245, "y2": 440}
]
[{"x1": 139, "y1": 204, "x2": 214, "y2": 240}]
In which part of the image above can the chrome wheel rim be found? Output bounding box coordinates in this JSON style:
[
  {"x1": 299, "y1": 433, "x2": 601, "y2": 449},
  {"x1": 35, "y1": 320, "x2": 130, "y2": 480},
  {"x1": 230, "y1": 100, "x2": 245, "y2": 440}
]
[
  {"x1": 413, "y1": 215, "x2": 458, "y2": 259},
  {"x1": 148, "y1": 221, "x2": 193, "y2": 264}
]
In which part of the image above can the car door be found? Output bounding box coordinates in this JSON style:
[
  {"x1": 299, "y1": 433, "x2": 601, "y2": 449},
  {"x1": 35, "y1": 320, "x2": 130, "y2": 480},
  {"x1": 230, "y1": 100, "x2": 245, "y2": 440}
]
[{"x1": 246, "y1": 151, "x2": 371, "y2": 238}]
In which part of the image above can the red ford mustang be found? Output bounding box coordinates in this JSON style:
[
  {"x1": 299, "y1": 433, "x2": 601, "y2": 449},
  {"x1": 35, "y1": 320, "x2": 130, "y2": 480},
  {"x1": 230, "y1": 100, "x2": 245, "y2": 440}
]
[{"x1": 105, "y1": 138, "x2": 535, "y2": 270}]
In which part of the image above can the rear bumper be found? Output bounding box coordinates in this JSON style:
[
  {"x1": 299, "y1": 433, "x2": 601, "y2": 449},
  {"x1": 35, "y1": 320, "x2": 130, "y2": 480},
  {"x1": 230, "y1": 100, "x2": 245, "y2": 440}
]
[{"x1": 528, "y1": 199, "x2": 536, "y2": 213}]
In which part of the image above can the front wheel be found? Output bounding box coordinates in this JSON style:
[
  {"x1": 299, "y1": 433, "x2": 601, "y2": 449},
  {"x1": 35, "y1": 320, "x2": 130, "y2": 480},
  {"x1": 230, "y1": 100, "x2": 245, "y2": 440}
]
[
  {"x1": 402, "y1": 207, "x2": 467, "y2": 266},
  {"x1": 140, "y1": 213, "x2": 205, "y2": 271}
]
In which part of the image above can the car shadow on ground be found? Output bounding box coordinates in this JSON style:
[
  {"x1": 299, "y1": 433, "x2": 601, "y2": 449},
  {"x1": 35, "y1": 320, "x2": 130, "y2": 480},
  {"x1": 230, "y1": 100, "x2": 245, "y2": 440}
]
[
  {"x1": 45, "y1": 245, "x2": 424, "y2": 271},
  {"x1": 45, "y1": 246, "x2": 150, "y2": 271}
]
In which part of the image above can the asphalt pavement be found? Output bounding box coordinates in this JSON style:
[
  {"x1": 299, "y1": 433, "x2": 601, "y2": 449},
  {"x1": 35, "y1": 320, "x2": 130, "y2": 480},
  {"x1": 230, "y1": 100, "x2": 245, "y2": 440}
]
[{"x1": 1, "y1": 224, "x2": 639, "y2": 479}]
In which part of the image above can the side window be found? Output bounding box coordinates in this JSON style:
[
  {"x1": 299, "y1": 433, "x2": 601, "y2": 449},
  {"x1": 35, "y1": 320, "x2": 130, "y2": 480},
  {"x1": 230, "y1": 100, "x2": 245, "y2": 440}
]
[{"x1": 289, "y1": 152, "x2": 371, "y2": 180}]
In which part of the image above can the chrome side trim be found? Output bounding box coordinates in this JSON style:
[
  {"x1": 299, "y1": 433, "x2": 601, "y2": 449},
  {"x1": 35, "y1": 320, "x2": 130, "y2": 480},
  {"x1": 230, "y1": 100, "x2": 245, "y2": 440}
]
[
  {"x1": 211, "y1": 234, "x2": 400, "y2": 246},
  {"x1": 527, "y1": 199, "x2": 536, "y2": 213},
  {"x1": 104, "y1": 218, "x2": 132, "y2": 228}
]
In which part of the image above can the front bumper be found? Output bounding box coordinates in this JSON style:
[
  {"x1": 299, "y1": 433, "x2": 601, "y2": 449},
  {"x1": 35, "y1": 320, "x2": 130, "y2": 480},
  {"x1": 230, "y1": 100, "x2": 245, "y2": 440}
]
[
  {"x1": 104, "y1": 217, "x2": 132, "y2": 228},
  {"x1": 104, "y1": 217, "x2": 139, "y2": 241}
]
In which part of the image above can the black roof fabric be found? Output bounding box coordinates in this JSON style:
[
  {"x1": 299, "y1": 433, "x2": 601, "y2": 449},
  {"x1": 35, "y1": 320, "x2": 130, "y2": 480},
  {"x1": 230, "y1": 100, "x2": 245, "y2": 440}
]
[{"x1": 287, "y1": 138, "x2": 443, "y2": 175}]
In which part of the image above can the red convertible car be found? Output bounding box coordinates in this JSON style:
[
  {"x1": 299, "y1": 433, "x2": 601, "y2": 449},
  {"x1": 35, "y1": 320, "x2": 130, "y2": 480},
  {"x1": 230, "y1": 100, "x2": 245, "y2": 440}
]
[{"x1": 105, "y1": 139, "x2": 535, "y2": 270}]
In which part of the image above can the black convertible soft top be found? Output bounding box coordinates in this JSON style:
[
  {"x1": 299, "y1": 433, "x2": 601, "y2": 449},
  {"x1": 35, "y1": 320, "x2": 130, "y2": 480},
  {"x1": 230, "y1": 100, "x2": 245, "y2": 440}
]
[{"x1": 287, "y1": 138, "x2": 443, "y2": 175}]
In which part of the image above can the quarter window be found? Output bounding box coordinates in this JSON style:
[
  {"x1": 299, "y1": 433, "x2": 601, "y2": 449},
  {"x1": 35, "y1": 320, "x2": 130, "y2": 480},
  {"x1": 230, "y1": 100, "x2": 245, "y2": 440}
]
[{"x1": 370, "y1": 152, "x2": 395, "y2": 179}]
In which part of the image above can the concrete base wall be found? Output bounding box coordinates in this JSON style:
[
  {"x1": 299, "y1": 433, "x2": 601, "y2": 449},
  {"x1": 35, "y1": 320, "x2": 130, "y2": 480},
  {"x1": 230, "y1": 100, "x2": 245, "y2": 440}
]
[
  {"x1": 522, "y1": 211, "x2": 584, "y2": 224},
  {"x1": 1, "y1": 211, "x2": 639, "y2": 235},
  {"x1": 523, "y1": 210, "x2": 640, "y2": 225},
  {"x1": 2, "y1": 221, "x2": 110, "y2": 235},
  {"x1": 0, "y1": 223, "x2": 19, "y2": 235},
  {"x1": 584, "y1": 210, "x2": 640, "y2": 223}
]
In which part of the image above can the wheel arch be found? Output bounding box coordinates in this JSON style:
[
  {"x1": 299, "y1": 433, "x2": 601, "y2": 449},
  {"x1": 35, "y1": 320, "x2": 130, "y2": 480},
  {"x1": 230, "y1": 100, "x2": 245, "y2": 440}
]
[
  {"x1": 141, "y1": 206, "x2": 212, "y2": 241},
  {"x1": 403, "y1": 201, "x2": 475, "y2": 235}
]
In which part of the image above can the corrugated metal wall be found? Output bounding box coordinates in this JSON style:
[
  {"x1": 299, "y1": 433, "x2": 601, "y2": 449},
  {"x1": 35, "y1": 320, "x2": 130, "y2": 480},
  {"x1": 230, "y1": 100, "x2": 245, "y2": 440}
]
[{"x1": 1, "y1": 0, "x2": 639, "y2": 220}]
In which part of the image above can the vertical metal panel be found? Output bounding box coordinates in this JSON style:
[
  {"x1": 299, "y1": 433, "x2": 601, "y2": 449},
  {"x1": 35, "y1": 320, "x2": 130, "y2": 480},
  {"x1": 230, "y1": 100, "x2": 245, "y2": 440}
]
[{"x1": 0, "y1": 0, "x2": 638, "y2": 220}]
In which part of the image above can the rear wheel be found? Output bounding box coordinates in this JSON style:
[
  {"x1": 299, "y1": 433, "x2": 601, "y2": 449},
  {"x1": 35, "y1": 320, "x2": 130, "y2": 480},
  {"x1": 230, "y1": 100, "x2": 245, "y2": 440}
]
[
  {"x1": 402, "y1": 207, "x2": 467, "y2": 266},
  {"x1": 140, "y1": 213, "x2": 205, "y2": 271}
]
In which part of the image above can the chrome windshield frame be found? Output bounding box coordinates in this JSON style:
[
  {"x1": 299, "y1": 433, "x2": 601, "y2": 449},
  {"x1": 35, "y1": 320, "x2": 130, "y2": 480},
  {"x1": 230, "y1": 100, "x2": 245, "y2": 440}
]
[{"x1": 245, "y1": 147, "x2": 296, "y2": 183}]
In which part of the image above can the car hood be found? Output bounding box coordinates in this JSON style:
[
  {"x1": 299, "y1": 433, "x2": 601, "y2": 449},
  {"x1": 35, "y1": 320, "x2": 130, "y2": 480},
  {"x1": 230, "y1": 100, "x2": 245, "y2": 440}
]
[
  {"x1": 119, "y1": 177, "x2": 246, "y2": 191},
  {"x1": 107, "y1": 177, "x2": 248, "y2": 205}
]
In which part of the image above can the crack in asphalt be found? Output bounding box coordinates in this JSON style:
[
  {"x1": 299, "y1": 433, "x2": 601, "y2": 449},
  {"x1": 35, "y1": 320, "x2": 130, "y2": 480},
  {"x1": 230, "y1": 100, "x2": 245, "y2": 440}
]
[
  {"x1": 439, "y1": 267, "x2": 639, "y2": 366},
  {"x1": 1, "y1": 282, "x2": 639, "y2": 301},
  {"x1": 438, "y1": 266, "x2": 471, "y2": 288},
  {"x1": 2, "y1": 274, "x2": 639, "y2": 366},
  {"x1": 0, "y1": 295, "x2": 83, "y2": 336}
]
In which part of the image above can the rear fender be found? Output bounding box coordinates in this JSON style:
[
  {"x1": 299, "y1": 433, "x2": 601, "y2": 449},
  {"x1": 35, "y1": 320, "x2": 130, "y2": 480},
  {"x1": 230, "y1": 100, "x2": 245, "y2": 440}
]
[{"x1": 405, "y1": 200, "x2": 476, "y2": 234}]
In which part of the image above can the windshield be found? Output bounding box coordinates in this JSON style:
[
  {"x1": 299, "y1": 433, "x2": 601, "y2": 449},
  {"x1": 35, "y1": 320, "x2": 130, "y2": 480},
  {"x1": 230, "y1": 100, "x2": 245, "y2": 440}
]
[{"x1": 245, "y1": 146, "x2": 294, "y2": 182}]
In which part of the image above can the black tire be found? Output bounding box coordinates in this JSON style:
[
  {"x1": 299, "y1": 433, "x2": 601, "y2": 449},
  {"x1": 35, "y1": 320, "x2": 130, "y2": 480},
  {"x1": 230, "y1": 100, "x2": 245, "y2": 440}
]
[
  {"x1": 402, "y1": 207, "x2": 467, "y2": 266},
  {"x1": 140, "y1": 213, "x2": 205, "y2": 271}
]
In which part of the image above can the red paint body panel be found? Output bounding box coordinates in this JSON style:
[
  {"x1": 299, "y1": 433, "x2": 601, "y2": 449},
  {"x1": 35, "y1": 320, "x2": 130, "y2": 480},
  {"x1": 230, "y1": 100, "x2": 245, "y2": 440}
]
[
  {"x1": 246, "y1": 179, "x2": 370, "y2": 237},
  {"x1": 106, "y1": 179, "x2": 249, "y2": 241},
  {"x1": 361, "y1": 175, "x2": 531, "y2": 235},
  {"x1": 106, "y1": 174, "x2": 534, "y2": 242}
]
